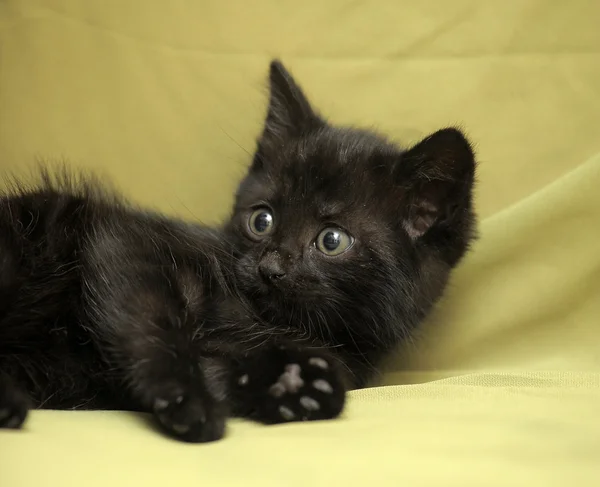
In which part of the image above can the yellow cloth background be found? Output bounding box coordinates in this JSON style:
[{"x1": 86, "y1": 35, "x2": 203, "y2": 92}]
[{"x1": 1, "y1": 1, "x2": 599, "y2": 485}]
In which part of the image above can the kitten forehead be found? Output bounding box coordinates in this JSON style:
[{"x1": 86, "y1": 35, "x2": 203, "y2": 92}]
[
  {"x1": 242, "y1": 129, "x2": 402, "y2": 217},
  {"x1": 301, "y1": 126, "x2": 398, "y2": 165},
  {"x1": 260, "y1": 127, "x2": 395, "y2": 186},
  {"x1": 318, "y1": 201, "x2": 345, "y2": 218},
  {"x1": 284, "y1": 131, "x2": 397, "y2": 200}
]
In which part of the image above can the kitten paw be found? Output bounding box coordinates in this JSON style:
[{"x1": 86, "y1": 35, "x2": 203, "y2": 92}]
[
  {"x1": 0, "y1": 380, "x2": 29, "y2": 430},
  {"x1": 150, "y1": 385, "x2": 225, "y2": 443},
  {"x1": 243, "y1": 350, "x2": 346, "y2": 424}
]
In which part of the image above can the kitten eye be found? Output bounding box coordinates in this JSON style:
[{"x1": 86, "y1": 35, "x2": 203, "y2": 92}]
[
  {"x1": 316, "y1": 228, "x2": 354, "y2": 256},
  {"x1": 248, "y1": 208, "x2": 274, "y2": 236}
]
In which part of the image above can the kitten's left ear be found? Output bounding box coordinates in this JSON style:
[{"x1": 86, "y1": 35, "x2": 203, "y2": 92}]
[
  {"x1": 260, "y1": 60, "x2": 322, "y2": 145},
  {"x1": 395, "y1": 128, "x2": 476, "y2": 239}
]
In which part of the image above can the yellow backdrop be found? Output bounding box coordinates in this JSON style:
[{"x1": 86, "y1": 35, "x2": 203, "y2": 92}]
[{"x1": 1, "y1": 1, "x2": 599, "y2": 485}]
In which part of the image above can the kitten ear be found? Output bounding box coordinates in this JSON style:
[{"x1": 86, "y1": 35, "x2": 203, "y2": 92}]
[
  {"x1": 396, "y1": 128, "x2": 476, "y2": 239},
  {"x1": 260, "y1": 60, "x2": 321, "y2": 144}
]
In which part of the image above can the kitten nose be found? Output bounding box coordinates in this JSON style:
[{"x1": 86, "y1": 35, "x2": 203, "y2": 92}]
[{"x1": 259, "y1": 257, "x2": 286, "y2": 282}]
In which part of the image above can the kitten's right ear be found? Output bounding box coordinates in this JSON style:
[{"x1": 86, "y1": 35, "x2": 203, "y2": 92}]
[{"x1": 259, "y1": 60, "x2": 322, "y2": 146}]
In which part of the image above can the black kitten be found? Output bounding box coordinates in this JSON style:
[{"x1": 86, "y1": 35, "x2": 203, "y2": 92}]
[{"x1": 0, "y1": 61, "x2": 476, "y2": 442}]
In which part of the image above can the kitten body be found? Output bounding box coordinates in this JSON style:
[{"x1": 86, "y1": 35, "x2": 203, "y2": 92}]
[{"x1": 0, "y1": 61, "x2": 476, "y2": 441}]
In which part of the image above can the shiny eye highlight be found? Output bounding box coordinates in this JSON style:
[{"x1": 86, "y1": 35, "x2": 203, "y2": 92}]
[
  {"x1": 248, "y1": 208, "x2": 274, "y2": 236},
  {"x1": 316, "y1": 228, "x2": 354, "y2": 256}
]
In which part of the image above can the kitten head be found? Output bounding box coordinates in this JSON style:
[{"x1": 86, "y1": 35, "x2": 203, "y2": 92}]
[{"x1": 226, "y1": 60, "x2": 476, "y2": 356}]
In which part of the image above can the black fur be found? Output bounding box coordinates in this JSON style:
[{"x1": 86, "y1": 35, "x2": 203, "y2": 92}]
[{"x1": 0, "y1": 60, "x2": 476, "y2": 442}]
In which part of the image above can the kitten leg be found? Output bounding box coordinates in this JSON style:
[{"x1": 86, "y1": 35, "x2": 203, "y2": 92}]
[
  {"x1": 230, "y1": 346, "x2": 347, "y2": 424},
  {"x1": 106, "y1": 291, "x2": 226, "y2": 442},
  {"x1": 0, "y1": 373, "x2": 30, "y2": 429},
  {"x1": 85, "y1": 252, "x2": 227, "y2": 442}
]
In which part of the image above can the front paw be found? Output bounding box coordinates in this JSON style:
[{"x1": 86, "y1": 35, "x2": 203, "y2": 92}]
[
  {"x1": 238, "y1": 350, "x2": 346, "y2": 424},
  {"x1": 150, "y1": 384, "x2": 226, "y2": 443}
]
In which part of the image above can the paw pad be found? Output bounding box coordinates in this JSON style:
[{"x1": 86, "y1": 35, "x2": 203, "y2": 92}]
[
  {"x1": 312, "y1": 379, "x2": 333, "y2": 394},
  {"x1": 308, "y1": 357, "x2": 329, "y2": 370},
  {"x1": 299, "y1": 396, "x2": 320, "y2": 411},
  {"x1": 153, "y1": 398, "x2": 170, "y2": 411},
  {"x1": 268, "y1": 363, "x2": 304, "y2": 397},
  {"x1": 278, "y1": 405, "x2": 295, "y2": 420}
]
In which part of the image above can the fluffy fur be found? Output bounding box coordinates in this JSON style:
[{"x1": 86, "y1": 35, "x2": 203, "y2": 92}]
[{"x1": 0, "y1": 61, "x2": 476, "y2": 442}]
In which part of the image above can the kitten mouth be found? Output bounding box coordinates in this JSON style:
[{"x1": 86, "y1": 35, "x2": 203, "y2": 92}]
[
  {"x1": 257, "y1": 278, "x2": 286, "y2": 295},
  {"x1": 252, "y1": 276, "x2": 295, "y2": 298},
  {"x1": 255, "y1": 281, "x2": 318, "y2": 303},
  {"x1": 248, "y1": 269, "x2": 319, "y2": 301},
  {"x1": 249, "y1": 274, "x2": 278, "y2": 296}
]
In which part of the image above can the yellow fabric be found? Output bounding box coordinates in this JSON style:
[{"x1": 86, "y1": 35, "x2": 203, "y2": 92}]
[{"x1": 1, "y1": 1, "x2": 600, "y2": 486}]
